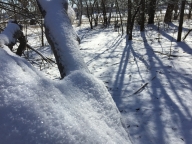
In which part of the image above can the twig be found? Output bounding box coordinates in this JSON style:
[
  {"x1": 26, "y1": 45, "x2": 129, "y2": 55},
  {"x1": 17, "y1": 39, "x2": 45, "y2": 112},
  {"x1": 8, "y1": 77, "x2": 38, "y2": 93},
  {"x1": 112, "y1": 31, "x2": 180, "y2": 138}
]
[
  {"x1": 26, "y1": 44, "x2": 55, "y2": 64},
  {"x1": 183, "y1": 29, "x2": 192, "y2": 41},
  {"x1": 154, "y1": 51, "x2": 179, "y2": 57},
  {"x1": 127, "y1": 76, "x2": 156, "y2": 97}
]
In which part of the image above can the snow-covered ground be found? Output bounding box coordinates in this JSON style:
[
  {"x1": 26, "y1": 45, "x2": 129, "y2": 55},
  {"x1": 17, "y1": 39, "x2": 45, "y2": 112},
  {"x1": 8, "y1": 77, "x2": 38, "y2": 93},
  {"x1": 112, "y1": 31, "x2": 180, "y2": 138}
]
[
  {"x1": 75, "y1": 22, "x2": 192, "y2": 144},
  {"x1": 1, "y1": 19, "x2": 192, "y2": 143}
]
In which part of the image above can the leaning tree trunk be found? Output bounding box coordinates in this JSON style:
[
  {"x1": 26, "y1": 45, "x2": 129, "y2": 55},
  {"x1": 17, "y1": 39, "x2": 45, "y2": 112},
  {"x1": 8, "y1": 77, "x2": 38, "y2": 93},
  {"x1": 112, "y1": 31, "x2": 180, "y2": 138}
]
[{"x1": 35, "y1": 0, "x2": 89, "y2": 79}]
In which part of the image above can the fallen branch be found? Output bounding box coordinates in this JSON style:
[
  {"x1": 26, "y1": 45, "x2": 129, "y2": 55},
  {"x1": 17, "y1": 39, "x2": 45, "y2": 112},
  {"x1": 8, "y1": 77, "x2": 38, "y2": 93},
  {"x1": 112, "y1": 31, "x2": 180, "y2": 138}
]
[
  {"x1": 26, "y1": 44, "x2": 56, "y2": 64},
  {"x1": 183, "y1": 29, "x2": 192, "y2": 41},
  {"x1": 133, "y1": 83, "x2": 149, "y2": 95},
  {"x1": 127, "y1": 76, "x2": 156, "y2": 97}
]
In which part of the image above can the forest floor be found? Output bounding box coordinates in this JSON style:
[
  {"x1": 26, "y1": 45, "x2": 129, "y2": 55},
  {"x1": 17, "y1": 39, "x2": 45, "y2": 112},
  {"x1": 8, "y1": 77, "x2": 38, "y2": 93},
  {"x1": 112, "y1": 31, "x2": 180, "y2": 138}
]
[{"x1": 26, "y1": 21, "x2": 192, "y2": 144}]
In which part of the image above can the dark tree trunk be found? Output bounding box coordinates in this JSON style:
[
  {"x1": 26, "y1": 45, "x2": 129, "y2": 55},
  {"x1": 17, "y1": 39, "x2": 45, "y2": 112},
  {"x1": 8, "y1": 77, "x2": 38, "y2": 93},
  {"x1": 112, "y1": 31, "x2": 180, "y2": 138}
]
[
  {"x1": 188, "y1": 1, "x2": 192, "y2": 19},
  {"x1": 86, "y1": 2, "x2": 93, "y2": 29},
  {"x1": 101, "y1": 0, "x2": 107, "y2": 26},
  {"x1": 127, "y1": 0, "x2": 132, "y2": 35},
  {"x1": 177, "y1": 0, "x2": 186, "y2": 42},
  {"x1": 115, "y1": 0, "x2": 123, "y2": 34},
  {"x1": 164, "y1": 0, "x2": 177, "y2": 23},
  {"x1": 147, "y1": 0, "x2": 156, "y2": 24},
  {"x1": 16, "y1": 34, "x2": 26, "y2": 56},
  {"x1": 128, "y1": 0, "x2": 142, "y2": 40},
  {"x1": 107, "y1": 3, "x2": 114, "y2": 26},
  {"x1": 78, "y1": 0, "x2": 83, "y2": 26},
  {"x1": 140, "y1": 0, "x2": 145, "y2": 31}
]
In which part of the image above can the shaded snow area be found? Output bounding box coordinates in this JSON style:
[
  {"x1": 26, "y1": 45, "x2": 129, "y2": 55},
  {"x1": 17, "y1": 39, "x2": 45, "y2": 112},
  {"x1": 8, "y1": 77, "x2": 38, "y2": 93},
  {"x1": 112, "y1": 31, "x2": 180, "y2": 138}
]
[
  {"x1": 76, "y1": 23, "x2": 192, "y2": 144},
  {"x1": 0, "y1": 46, "x2": 130, "y2": 144}
]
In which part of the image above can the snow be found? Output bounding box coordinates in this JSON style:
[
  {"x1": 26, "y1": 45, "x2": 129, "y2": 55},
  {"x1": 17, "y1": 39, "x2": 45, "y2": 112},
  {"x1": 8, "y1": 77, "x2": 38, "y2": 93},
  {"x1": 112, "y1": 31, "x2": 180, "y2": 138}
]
[
  {"x1": 0, "y1": 22, "x2": 20, "y2": 46},
  {"x1": 75, "y1": 23, "x2": 192, "y2": 144},
  {"x1": 0, "y1": 2, "x2": 131, "y2": 143},
  {"x1": 0, "y1": 47, "x2": 130, "y2": 144},
  {"x1": 1, "y1": 1, "x2": 192, "y2": 143}
]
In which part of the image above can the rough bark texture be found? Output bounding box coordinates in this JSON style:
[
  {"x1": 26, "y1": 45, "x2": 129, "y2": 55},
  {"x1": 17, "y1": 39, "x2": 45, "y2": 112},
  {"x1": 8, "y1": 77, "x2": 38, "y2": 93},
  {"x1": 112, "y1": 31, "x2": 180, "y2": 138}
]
[{"x1": 36, "y1": 0, "x2": 89, "y2": 79}]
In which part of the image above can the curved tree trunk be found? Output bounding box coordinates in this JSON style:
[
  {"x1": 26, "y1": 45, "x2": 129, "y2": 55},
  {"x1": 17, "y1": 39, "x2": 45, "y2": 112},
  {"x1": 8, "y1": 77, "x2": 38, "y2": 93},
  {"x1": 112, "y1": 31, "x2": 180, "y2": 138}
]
[{"x1": 36, "y1": 0, "x2": 89, "y2": 79}]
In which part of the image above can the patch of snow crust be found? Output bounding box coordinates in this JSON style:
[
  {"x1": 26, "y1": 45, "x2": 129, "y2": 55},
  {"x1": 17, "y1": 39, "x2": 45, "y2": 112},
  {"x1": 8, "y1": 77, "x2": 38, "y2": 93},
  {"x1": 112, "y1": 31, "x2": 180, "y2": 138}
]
[{"x1": 0, "y1": 47, "x2": 130, "y2": 144}]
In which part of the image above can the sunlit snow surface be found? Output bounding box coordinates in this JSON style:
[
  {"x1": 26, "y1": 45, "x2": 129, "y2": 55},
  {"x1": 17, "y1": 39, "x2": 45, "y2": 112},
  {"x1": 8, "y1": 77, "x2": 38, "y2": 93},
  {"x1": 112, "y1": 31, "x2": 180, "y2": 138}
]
[
  {"x1": 77, "y1": 23, "x2": 192, "y2": 144},
  {"x1": 0, "y1": 47, "x2": 130, "y2": 144}
]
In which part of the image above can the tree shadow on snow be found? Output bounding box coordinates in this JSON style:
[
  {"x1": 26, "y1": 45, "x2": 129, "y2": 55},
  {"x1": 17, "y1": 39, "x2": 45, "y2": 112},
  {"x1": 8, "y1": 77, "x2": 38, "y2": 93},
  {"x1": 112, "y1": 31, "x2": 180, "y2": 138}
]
[{"x1": 111, "y1": 30, "x2": 192, "y2": 143}]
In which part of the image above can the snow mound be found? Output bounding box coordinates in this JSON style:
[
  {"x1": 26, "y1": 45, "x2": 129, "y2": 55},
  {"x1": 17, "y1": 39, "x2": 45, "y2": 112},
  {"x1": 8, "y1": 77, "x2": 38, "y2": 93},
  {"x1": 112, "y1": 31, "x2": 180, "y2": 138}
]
[
  {"x1": 67, "y1": 6, "x2": 76, "y2": 24},
  {"x1": 0, "y1": 22, "x2": 20, "y2": 46},
  {"x1": 0, "y1": 47, "x2": 130, "y2": 144}
]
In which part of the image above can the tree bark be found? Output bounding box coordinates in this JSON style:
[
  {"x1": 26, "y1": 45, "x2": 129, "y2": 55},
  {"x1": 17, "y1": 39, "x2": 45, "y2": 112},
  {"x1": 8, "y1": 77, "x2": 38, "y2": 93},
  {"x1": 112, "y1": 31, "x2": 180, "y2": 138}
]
[
  {"x1": 177, "y1": 0, "x2": 186, "y2": 42},
  {"x1": 35, "y1": 0, "x2": 89, "y2": 79},
  {"x1": 147, "y1": 0, "x2": 156, "y2": 24},
  {"x1": 140, "y1": 0, "x2": 145, "y2": 31},
  {"x1": 164, "y1": 0, "x2": 178, "y2": 23},
  {"x1": 128, "y1": 0, "x2": 142, "y2": 40},
  {"x1": 188, "y1": 1, "x2": 192, "y2": 19},
  {"x1": 127, "y1": 0, "x2": 132, "y2": 35}
]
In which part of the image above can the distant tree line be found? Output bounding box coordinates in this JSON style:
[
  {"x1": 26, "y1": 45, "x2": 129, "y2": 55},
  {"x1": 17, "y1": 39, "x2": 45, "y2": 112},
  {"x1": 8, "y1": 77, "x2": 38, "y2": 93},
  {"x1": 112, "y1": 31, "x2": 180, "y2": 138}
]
[
  {"x1": 69, "y1": 0, "x2": 189, "y2": 41},
  {"x1": 0, "y1": 0, "x2": 190, "y2": 42}
]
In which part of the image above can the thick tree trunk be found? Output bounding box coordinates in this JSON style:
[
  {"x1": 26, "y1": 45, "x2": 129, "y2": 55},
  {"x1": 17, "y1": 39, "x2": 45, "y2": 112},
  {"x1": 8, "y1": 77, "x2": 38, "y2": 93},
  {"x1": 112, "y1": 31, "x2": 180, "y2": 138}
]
[
  {"x1": 36, "y1": 0, "x2": 89, "y2": 79},
  {"x1": 148, "y1": 0, "x2": 156, "y2": 24},
  {"x1": 164, "y1": 0, "x2": 178, "y2": 23}
]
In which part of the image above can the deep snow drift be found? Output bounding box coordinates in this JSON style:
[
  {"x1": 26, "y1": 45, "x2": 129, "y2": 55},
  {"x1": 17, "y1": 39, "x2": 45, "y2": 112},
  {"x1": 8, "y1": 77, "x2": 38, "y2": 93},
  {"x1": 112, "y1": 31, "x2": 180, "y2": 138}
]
[
  {"x1": 0, "y1": 47, "x2": 130, "y2": 144},
  {"x1": 0, "y1": 0, "x2": 131, "y2": 143}
]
